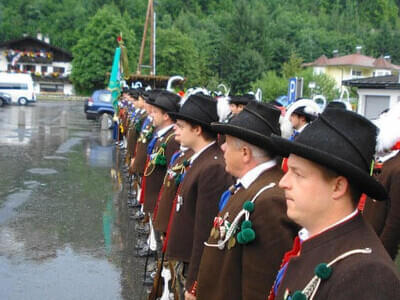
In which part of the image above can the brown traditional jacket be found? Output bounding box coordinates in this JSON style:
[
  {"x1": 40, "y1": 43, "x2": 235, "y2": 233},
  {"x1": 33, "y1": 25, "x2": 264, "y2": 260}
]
[
  {"x1": 131, "y1": 117, "x2": 154, "y2": 175},
  {"x1": 143, "y1": 127, "x2": 180, "y2": 214},
  {"x1": 166, "y1": 142, "x2": 234, "y2": 290},
  {"x1": 378, "y1": 152, "x2": 400, "y2": 258},
  {"x1": 363, "y1": 151, "x2": 400, "y2": 258},
  {"x1": 275, "y1": 213, "x2": 400, "y2": 299},
  {"x1": 153, "y1": 148, "x2": 194, "y2": 233},
  {"x1": 197, "y1": 165, "x2": 298, "y2": 300}
]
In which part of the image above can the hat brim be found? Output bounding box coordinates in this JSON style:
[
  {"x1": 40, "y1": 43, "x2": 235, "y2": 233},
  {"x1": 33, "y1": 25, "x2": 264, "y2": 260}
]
[
  {"x1": 229, "y1": 100, "x2": 249, "y2": 105},
  {"x1": 211, "y1": 123, "x2": 277, "y2": 152},
  {"x1": 271, "y1": 135, "x2": 387, "y2": 201},
  {"x1": 168, "y1": 111, "x2": 214, "y2": 131}
]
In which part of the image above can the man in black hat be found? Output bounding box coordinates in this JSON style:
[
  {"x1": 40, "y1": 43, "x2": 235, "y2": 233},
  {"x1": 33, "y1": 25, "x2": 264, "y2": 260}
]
[
  {"x1": 195, "y1": 102, "x2": 299, "y2": 300},
  {"x1": 142, "y1": 90, "x2": 180, "y2": 217},
  {"x1": 229, "y1": 94, "x2": 255, "y2": 116},
  {"x1": 125, "y1": 89, "x2": 146, "y2": 168},
  {"x1": 288, "y1": 104, "x2": 318, "y2": 141},
  {"x1": 267, "y1": 109, "x2": 400, "y2": 300},
  {"x1": 165, "y1": 94, "x2": 234, "y2": 299}
]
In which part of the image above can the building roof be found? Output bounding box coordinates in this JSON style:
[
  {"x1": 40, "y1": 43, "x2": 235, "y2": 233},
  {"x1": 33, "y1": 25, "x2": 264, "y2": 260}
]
[
  {"x1": 0, "y1": 36, "x2": 72, "y2": 61},
  {"x1": 303, "y1": 53, "x2": 400, "y2": 70},
  {"x1": 343, "y1": 74, "x2": 400, "y2": 89}
]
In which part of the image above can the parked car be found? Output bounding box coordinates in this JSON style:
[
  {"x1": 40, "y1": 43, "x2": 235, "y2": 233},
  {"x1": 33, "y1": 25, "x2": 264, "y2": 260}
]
[
  {"x1": 0, "y1": 92, "x2": 12, "y2": 107},
  {"x1": 84, "y1": 89, "x2": 115, "y2": 129},
  {"x1": 0, "y1": 72, "x2": 36, "y2": 105}
]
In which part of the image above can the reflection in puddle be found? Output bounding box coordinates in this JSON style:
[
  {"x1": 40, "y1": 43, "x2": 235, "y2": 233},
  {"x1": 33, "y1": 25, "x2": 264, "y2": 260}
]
[
  {"x1": 27, "y1": 168, "x2": 58, "y2": 175},
  {"x1": 43, "y1": 156, "x2": 68, "y2": 160},
  {"x1": 0, "y1": 246, "x2": 122, "y2": 300},
  {"x1": 0, "y1": 189, "x2": 32, "y2": 225},
  {"x1": 56, "y1": 137, "x2": 82, "y2": 154}
]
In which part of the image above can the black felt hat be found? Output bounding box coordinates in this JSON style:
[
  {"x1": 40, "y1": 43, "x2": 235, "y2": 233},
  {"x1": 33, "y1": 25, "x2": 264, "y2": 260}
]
[
  {"x1": 211, "y1": 101, "x2": 281, "y2": 150},
  {"x1": 145, "y1": 89, "x2": 162, "y2": 104},
  {"x1": 271, "y1": 108, "x2": 387, "y2": 200},
  {"x1": 229, "y1": 94, "x2": 255, "y2": 105},
  {"x1": 149, "y1": 90, "x2": 180, "y2": 113},
  {"x1": 128, "y1": 89, "x2": 139, "y2": 99},
  {"x1": 168, "y1": 94, "x2": 218, "y2": 130},
  {"x1": 292, "y1": 105, "x2": 318, "y2": 122}
]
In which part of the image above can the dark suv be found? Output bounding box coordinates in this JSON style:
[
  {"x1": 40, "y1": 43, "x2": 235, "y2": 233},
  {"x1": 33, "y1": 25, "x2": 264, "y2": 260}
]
[
  {"x1": 84, "y1": 89, "x2": 115, "y2": 129},
  {"x1": 0, "y1": 92, "x2": 12, "y2": 107}
]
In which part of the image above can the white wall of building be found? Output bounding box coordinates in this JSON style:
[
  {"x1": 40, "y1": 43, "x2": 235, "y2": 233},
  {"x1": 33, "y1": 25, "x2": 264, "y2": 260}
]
[
  {"x1": 0, "y1": 49, "x2": 74, "y2": 95},
  {"x1": 357, "y1": 88, "x2": 400, "y2": 119},
  {"x1": 0, "y1": 48, "x2": 8, "y2": 72}
]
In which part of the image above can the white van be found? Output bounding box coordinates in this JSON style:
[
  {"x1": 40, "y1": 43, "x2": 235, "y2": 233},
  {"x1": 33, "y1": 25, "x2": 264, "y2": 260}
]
[{"x1": 0, "y1": 72, "x2": 36, "y2": 105}]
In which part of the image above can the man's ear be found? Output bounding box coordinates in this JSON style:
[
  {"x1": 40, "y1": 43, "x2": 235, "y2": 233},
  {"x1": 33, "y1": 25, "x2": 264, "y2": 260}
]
[
  {"x1": 192, "y1": 124, "x2": 202, "y2": 137},
  {"x1": 241, "y1": 144, "x2": 252, "y2": 164},
  {"x1": 163, "y1": 112, "x2": 170, "y2": 122},
  {"x1": 332, "y1": 176, "x2": 349, "y2": 200}
]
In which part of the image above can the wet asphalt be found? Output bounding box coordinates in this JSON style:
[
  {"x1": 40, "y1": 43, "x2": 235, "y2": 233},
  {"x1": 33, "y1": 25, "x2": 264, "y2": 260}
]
[{"x1": 0, "y1": 101, "x2": 147, "y2": 300}]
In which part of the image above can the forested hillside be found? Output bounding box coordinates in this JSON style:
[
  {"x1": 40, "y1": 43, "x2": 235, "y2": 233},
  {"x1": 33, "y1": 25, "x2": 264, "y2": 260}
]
[{"x1": 1, "y1": 0, "x2": 400, "y2": 95}]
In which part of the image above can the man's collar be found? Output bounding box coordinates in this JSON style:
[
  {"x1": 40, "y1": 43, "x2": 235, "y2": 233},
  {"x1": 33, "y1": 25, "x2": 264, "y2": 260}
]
[
  {"x1": 299, "y1": 209, "x2": 359, "y2": 242},
  {"x1": 239, "y1": 160, "x2": 277, "y2": 189},
  {"x1": 296, "y1": 123, "x2": 308, "y2": 133},
  {"x1": 156, "y1": 124, "x2": 174, "y2": 138},
  {"x1": 190, "y1": 141, "x2": 216, "y2": 163}
]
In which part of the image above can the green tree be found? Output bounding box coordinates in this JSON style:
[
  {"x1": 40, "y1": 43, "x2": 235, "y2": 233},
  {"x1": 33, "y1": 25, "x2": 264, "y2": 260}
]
[
  {"x1": 71, "y1": 3, "x2": 135, "y2": 94},
  {"x1": 282, "y1": 52, "x2": 303, "y2": 79},
  {"x1": 251, "y1": 70, "x2": 288, "y2": 101},
  {"x1": 156, "y1": 27, "x2": 203, "y2": 87}
]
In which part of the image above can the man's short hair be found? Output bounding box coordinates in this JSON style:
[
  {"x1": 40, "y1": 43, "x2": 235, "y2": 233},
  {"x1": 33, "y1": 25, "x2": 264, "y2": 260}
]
[
  {"x1": 320, "y1": 166, "x2": 362, "y2": 208},
  {"x1": 189, "y1": 123, "x2": 217, "y2": 141},
  {"x1": 232, "y1": 137, "x2": 275, "y2": 162}
]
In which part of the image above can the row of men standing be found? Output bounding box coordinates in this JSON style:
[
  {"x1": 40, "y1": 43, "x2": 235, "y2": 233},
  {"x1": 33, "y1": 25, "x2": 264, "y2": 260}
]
[{"x1": 116, "y1": 88, "x2": 400, "y2": 300}]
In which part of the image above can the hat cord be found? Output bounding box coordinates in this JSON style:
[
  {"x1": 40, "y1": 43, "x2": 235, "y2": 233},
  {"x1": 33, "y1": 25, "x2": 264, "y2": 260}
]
[
  {"x1": 244, "y1": 107, "x2": 279, "y2": 135},
  {"x1": 319, "y1": 115, "x2": 370, "y2": 171}
]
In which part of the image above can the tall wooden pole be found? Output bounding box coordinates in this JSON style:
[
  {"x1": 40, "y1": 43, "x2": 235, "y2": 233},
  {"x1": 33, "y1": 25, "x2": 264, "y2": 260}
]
[
  {"x1": 149, "y1": 0, "x2": 154, "y2": 75},
  {"x1": 137, "y1": 0, "x2": 152, "y2": 74}
]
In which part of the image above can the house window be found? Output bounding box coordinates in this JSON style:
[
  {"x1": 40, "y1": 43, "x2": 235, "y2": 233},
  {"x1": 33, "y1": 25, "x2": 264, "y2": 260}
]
[
  {"x1": 352, "y1": 70, "x2": 362, "y2": 76},
  {"x1": 41, "y1": 66, "x2": 48, "y2": 73},
  {"x1": 40, "y1": 83, "x2": 64, "y2": 93},
  {"x1": 23, "y1": 65, "x2": 35, "y2": 72},
  {"x1": 53, "y1": 67, "x2": 65, "y2": 74}
]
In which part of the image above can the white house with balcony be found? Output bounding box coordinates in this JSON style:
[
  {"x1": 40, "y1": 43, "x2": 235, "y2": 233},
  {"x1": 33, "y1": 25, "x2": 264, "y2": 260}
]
[{"x1": 0, "y1": 34, "x2": 74, "y2": 95}]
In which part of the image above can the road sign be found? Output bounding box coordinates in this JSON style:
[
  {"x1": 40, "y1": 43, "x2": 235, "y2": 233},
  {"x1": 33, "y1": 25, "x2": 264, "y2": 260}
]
[{"x1": 288, "y1": 77, "x2": 297, "y2": 104}]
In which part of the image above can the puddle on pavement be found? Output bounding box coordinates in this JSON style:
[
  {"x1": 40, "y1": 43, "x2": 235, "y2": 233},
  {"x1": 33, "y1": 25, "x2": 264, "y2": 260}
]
[
  {"x1": 0, "y1": 246, "x2": 122, "y2": 300},
  {"x1": 43, "y1": 156, "x2": 68, "y2": 160},
  {"x1": 0, "y1": 101, "x2": 146, "y2": 300},
  {"x1": 55, "y1": 137, "x2": 82, "y2": 154},
  {"x1": 27, "y1": 168, "x2": 58, "y2": 175},
  {"x1": 0, "y1": 189, "x2": 32, "y2": 226}
]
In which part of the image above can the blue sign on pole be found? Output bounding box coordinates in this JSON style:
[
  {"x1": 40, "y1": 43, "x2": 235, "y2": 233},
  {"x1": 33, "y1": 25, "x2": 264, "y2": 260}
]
[{"x1": 288, "y1": 77, "x2": 297, "y2": 105}]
